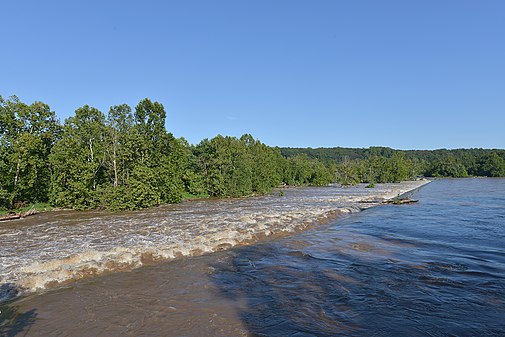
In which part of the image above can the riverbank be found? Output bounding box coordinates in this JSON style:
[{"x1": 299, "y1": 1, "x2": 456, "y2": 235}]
[
  {"x1": 0, "y1": 203, "x2": 53, "y2": 221},
  {"x1": 0, "y1": 193, "x2": 212, "y2": 222},
  {"x1": 0, "y1": 180, "x2": 429, "y2": 302},
  {"x1": 0, "y1": 179, "x2": 427, "y2": 222}
]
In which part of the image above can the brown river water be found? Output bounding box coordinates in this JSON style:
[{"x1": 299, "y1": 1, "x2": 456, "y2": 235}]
[{"x1": 0, "y1": 181, "x2": 430, "y2": 336}]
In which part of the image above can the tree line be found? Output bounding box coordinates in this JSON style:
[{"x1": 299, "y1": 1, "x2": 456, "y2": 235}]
[
  {"x1": 0, "y1": 96, "x2": 335, "y2": 211},
  {"x1": 2, "y1": 95, "x2": 503, "y2": 212},
  {"x1": 281, "y1": 147, "x2": 505, "y2": 179}
]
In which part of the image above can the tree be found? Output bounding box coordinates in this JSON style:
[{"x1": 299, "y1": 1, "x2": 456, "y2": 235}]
[
  {"x1": 241, "y1": 134, "x2": 283, "y2": 193},
  {"x1": 476, "y1": 152, "x2": 505, "y2": 177},
  {"x1": 388, "y1": 152, "x2": 412, "y2": 182},
  {"x1": 100, "y1": 99, "x2": 186, "y2": 210},
  {"x1": 0, "y1": 96, "x2": 60, "y2": 208},
  {"x1": 49, "y1": 105, "x2": 106, "y2": 209},
  {"x1": 193, "y1": 134, "x2": 286, "y2": 197},
  {"x1": 105, "y1": 104, "x2": 133, "y2": 189},
  {"x1": 426, "y1": 156, "x2": 468, "y2": 178},
  {"x1": 336, "y1": 157, "x2": 360, "y2": 186},
  {"x1": 195, "y1": 135, "x2": 253, "y2": 197}
]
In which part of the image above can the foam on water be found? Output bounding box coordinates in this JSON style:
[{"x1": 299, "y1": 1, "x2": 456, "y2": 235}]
[{"x1": 0, "y1": 181, "x2": 429, "y2": 300}]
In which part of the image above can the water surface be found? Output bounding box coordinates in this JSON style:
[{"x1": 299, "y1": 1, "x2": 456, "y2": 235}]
[
  {"x1": 0, "y1": 181, "x2": 423, "y2": 297},
  {"x1": 2, "y1": 179, "x2": 505, "y2": 336}
]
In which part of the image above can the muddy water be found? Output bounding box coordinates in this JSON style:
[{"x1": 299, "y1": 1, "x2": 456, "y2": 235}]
[
  {"x1": 0, "y1": 180, "x2": 444, "y2": 336},
  {"x1": 0, "y1": 181, "x2": 426, "y2": 300},
  {"x1": 3, "y1": 179, "x2": 504, "y2": 336}
]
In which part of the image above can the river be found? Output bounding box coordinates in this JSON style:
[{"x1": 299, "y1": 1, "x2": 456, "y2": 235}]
[{"x1": 1, "y1": 178, "x2": 504, "y2": 336}]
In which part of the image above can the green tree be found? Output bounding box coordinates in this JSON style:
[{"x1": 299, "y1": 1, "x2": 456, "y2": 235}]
[
  {"x1": 426, "y1": 156, "x2": 468, "y2": 178},
  {"x1": 241, "y1": 134, "x2": 283, "y2": 194},
  {"x1": 197, "y1": 135, "x2": 253, "y2": 197},
  {"x1": 194, "y1": 134, "x2": 285, "y2": 197},
  {"x1": 49, "y1": 105, "x2": 106, "y2": 209},
  {"x1": 179, "y1": 139, "x2": 206, "y2": 196},
  {"x1": 476, "y1": 152, "x2": 505, "y2": 177},
  {"x1": 309, "y1": 159, "x2": 333, "y2": 185},
  {"x1": 105, "y1": 104, "x2": 134, "y2": 189},
  {"x1": 110, "y1": 99, "x2": 186, "y2": 209},
  {"x1": 388, "y1": 152, "x2": 412, "y2": 182},
  {"x1": 336, "y1": 158, "x2": 360, "y2": 185},
  {"x1": 0, "y1": 96, "x2": 60, "y2": 208},
  {"x1": 285, "y1": 154, "x2": 313, "y2": 185}
]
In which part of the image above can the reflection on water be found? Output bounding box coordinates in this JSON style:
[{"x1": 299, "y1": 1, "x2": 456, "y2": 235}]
[{"x1": 2, "y1": 178, "x2": 505, "y2": 336}]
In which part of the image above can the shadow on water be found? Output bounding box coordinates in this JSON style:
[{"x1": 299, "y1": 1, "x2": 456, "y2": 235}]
[
  {"x1": 211, "y1": 244, "x2": 364, "y2": 337},
  {"x1": 0, "y1": 284, "x2": 37, "y2": 337},
  {"x1": 210, "y1": 238, "x2": 505, "y2": 337}
]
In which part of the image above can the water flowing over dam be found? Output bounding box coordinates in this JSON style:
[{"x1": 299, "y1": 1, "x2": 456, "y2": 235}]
[{"x1": 0, "y1": 181, "x2": 427, "y2": 300}]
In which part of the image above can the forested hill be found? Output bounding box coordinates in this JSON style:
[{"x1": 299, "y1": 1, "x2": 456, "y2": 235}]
[
  {"x1": 281, "y1": 147, "x2": 505, "y2": 163},
  {"x1": 281, "y1": 147, "x2": 395, "y2": 162},
  {"x1": 280, "y1": 147, "x2": 505, "y2": 178}
]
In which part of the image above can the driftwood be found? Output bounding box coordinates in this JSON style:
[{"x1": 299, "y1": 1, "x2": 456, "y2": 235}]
[
  {"x1": 383, "y1": 198, "x2": 418, "y2": 205},
  {"x1": 22, "y1": 208, "x2": 38, "y2": 217},
  {"x1": 0, "y1": 213, "x2": 22, "y2": 221},
  {"x1": 0, "y1": 208, "x2": 38, "y2": 222}
]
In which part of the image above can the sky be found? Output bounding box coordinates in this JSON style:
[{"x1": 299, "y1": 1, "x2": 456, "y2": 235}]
[{"x1": 1, "y1": 0, "x2": 504, "y2": 150}]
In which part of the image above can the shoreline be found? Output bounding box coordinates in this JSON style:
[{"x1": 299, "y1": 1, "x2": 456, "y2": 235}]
[{"x1": 0, "y1": 179, "x2": 431, "y2": 222}]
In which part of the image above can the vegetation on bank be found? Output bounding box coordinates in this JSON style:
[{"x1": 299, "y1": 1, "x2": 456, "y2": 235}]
[
  {"x1": 0, "y1": 202, "x2": 53, "y2": 216},
  {"x1": 0, "y1": 96, "x2": 335, "y2": 212},
  {"x1": 1, "y1": 95, "x2": 504, "y2": 212},
  {"x1": 281, "y1": 147, "x2": 505, "y2": 178}
]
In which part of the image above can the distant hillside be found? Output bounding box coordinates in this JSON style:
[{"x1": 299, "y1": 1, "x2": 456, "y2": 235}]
[
  {"x1": 280, "y1": 147, "x2": 505, "y2": 178},
  {"x1": 280, "y1": 147, "x2": 505, "y2": 163},
  {"x1": 280, "y1": 146, "x2": 394, "y2": 162}
]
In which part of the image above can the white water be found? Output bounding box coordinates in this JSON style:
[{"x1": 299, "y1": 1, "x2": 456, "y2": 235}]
[{"x1": 0, "y1": 181, "x2": 428, "y2": 300}]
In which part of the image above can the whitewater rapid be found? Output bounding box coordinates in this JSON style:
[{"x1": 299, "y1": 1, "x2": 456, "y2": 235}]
[{"x1": 0, "y1": 180, "x2": 429, "y2": 301}]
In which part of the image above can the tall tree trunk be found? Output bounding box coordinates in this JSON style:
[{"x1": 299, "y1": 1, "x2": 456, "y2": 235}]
[
  {"x1": 89, "y1": 138, "x2": 96, "y2": 190},
  {"x1": 11, "y1": 156, "x2": 21, "y2": 207},
  {"x1": 113, "y1": 145, "x2": 118, "y2": 188},
  {"x1": 13, "y1": 156, "x2": 20, "y2": 188}
]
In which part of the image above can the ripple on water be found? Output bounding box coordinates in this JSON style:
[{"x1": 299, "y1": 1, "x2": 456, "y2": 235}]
[
  {"x1": 0, "y1": 181, "x2": 429, "y2": 298},
  {"x1": 2, "y1": 179, "x2": 505, "y2": 336}
]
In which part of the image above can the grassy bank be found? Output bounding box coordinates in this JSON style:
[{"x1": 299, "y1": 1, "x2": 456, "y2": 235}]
[{"x1": 0, "y1": 203, "x2": 53, "y2": 216}]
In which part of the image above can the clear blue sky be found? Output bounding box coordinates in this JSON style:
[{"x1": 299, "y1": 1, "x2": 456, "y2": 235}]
[{"x1": 1, "y1": 0, "x2": 504, "y2": 149}]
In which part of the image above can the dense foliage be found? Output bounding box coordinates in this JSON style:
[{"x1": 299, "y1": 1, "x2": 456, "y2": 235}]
[
  {"x1": 281, "y1": 147, "x2": 505, "y2": 179},
  {"x1": 1, "y1": 96, "x2": 333, "y2": 211},
  {"x1": 1, "y1": 95, "x2": 504, "y2": 211},
  {"x1": 0, "y1": 96, "x2": 60, "y2": 209}
]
